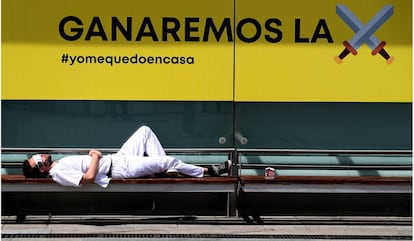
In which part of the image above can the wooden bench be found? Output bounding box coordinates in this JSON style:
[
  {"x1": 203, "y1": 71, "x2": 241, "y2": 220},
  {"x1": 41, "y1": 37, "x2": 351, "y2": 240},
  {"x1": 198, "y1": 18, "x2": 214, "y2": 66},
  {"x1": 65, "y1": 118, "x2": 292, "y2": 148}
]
[
  {"x1": 236, "y1": 149, "x2": 412, "y2": 218},
  {"x1": 237, "y1": 149, "x2": 412, "y2": 193},
  {"x1": 1, "y1": 148, "x2": 238, "y2": 220},
  {"x1": 2, "y1": 175, "x2": 237, "y2": 193},
  {"x1": 2, "y1": 148, "x2": 412, "y2": 220}
]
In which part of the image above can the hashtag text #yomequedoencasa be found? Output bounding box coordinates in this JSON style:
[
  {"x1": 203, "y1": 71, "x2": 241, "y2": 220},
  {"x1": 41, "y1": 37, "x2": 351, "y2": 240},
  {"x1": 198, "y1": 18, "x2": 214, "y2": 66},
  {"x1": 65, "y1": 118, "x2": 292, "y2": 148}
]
[{"x1": 61, "y1": 53, "x2": 195, "y2": 66}]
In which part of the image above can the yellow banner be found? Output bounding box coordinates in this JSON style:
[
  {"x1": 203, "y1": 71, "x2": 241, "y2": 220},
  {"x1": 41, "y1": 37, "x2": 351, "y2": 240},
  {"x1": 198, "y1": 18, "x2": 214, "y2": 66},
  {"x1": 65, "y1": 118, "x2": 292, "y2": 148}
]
[
  {"x1": 2, "y1": 0, "x2": 234, "y2": 101},
  {"x1": 2, "y1": 0, "x2": 412, "y2": 102},
  {"x1": 235, "y1": 0, "x2": 412, "y2": 102}
]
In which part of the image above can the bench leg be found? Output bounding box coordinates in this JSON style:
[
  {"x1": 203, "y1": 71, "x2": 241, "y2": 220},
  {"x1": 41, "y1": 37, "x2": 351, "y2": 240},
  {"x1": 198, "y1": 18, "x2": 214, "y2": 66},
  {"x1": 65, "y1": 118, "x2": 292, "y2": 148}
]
[{"x1": 16, "y1": 211, "x2": 26, "y2": 223}]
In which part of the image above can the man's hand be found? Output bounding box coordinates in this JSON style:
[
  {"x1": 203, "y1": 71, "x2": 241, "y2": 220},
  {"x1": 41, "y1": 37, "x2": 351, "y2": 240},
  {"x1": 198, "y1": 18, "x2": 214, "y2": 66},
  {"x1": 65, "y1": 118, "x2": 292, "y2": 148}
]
[
  {"x1": 89, "y1": 149, "x2": 102, "y2": 158},
  {"x1": 80, "y1": 149, "x2": 102, "y2": 184}
]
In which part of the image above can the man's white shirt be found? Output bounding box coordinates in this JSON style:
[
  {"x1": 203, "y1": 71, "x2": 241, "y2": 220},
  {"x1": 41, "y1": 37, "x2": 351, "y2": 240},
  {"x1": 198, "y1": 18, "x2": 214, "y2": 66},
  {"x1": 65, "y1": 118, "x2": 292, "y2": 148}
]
[{"x1": 49, "y1": 155, "x2": 112, "y2": 188}]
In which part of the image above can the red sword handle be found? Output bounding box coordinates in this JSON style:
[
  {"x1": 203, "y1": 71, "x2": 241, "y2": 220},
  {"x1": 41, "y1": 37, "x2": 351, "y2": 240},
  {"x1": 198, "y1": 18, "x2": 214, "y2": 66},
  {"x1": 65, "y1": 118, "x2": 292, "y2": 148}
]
[
  {"x1": 372, "y1": 41, "x2": 394, "y2": 64},
  {"x1": 334, "y1": 41, "x2": 358, "y2": 64}
]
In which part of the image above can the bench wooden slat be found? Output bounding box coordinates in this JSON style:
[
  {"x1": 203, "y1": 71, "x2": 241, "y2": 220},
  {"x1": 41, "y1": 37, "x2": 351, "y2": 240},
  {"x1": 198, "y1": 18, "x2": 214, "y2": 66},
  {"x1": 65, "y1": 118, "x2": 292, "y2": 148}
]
[
  {"x1": 239, "y1": 175, "x2": 412, "y2": 184},
  {"x1": 2, "y1": 175, "x2": 237, "y2": 184},
  {"x1": 2, "y1": 175, "x2": 237, "y2": 193},
  {"x1": 239, "y1": 176, "x2": 412, "y2": 194}
]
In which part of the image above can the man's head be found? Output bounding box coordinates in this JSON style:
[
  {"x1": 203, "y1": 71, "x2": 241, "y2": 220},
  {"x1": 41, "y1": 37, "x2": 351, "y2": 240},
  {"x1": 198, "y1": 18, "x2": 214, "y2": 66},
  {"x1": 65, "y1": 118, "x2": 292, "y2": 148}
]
[{"x1": 22, "y1": 154, "x2": 53, "y2": 178}]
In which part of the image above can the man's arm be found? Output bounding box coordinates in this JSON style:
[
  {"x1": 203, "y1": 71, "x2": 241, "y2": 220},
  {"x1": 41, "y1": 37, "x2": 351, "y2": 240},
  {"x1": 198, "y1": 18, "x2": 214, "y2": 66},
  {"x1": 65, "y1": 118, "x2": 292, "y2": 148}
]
[{"x1": 80, "y1": 149, "x2": 102, "y2": 184}]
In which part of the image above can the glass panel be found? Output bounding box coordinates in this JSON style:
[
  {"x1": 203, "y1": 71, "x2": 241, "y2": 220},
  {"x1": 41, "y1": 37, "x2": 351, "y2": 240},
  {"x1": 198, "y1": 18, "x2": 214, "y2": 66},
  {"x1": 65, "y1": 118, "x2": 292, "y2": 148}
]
[
  {"x1": 234, "y1": 102, "x2": 412, "y2": 150},
  {"x1": 2, "y1": 101, "x2": 234, "y2": 148}
]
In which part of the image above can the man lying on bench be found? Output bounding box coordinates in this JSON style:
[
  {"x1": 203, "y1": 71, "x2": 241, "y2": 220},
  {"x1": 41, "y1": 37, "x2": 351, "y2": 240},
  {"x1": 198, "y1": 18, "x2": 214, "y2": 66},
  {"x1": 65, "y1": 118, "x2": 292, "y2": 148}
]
[{"x1": 22, "y1": 126, "x2": 231, "y2": 188}]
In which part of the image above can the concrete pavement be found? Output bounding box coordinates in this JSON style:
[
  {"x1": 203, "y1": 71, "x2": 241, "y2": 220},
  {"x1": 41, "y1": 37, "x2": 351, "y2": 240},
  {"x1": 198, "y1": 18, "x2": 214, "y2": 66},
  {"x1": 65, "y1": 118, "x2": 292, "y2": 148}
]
[{"x1": 1, "y1": 215, "x2": 412, "y2": 241}]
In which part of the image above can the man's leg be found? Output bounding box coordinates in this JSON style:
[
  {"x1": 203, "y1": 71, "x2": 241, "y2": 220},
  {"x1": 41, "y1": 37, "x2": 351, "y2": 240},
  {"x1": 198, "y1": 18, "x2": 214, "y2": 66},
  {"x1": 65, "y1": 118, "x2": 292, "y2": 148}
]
[
  {"x1": 145, "y1": 156, "x2": 205, "y2": 178},
  {"x1": 113, "y1": 155, "x2": 232, "y2": 178},
  {"x1": 117, "y1": 126, "x2": 166, "y2": 156},
  {"x1": 114, "y1": 156, "x2": 204, "y2": 178},
  {"x1": 138, "y1": 156, "x2": 231, "y2": 178}
]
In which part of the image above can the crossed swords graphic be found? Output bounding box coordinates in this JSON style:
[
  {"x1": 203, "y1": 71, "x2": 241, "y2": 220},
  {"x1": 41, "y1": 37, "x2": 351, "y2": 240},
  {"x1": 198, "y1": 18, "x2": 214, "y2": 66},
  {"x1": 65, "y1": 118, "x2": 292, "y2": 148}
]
[{"x1": 335, "y1": 4, "x2": 394, "y2": 64}]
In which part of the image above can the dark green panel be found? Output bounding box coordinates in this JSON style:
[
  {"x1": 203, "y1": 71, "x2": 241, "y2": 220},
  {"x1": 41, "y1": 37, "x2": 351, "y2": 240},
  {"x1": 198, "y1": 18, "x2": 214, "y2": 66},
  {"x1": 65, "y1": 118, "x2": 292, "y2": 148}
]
[
  {"x1": 2, "y1": 101, "x2": 411, "y2": 150},
  {"x1": 235, "y1": 102, "x2": 412, "y2": 150},
  {"x1": 2, "y1": 101, "x2": 234, "y2": 148}
]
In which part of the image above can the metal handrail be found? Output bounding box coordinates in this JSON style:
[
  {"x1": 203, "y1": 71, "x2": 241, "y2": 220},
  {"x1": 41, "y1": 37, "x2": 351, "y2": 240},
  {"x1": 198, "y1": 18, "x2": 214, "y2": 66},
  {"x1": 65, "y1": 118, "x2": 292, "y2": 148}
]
[
  {"x1": 2, "y1": 147, "x2": 411, "y2": 155},
  {"x1": 237, "y1": 163, "x2": 412, "y2": 170},
  {"x1": 237, "y1": 149, "x2": 412, "y2": 155},
  {"x1": 0, "y1": 148, "x2": 236, "y2": 168},
  {"x1": 1, "y1": 147, "x2": 235, "y2": 154}
]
